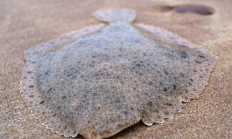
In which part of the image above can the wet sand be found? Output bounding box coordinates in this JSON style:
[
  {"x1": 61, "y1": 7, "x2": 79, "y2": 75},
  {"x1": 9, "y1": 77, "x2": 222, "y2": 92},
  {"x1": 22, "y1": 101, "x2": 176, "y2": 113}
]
[{"x1": 0, "y1": 0, "x2": 231, "y2": 138}]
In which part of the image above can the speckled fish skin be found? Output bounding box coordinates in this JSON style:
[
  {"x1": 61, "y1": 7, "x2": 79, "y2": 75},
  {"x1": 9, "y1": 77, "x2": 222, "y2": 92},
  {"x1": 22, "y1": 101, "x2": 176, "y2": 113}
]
[{"x1": 20, "y1": 9, "x2": 216, "y2": 139}]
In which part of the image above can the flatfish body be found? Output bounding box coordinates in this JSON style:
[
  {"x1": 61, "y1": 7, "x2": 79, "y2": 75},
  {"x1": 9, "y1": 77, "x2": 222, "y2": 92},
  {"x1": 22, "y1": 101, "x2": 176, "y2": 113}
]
[{"x1": 20, "y1": 9, "x2": 216, "y2": 139}]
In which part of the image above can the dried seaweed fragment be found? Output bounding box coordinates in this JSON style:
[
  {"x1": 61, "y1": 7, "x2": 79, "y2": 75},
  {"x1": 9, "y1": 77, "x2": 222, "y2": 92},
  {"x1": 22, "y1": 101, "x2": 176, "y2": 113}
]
[{"x1": 20, "y1": 8, "x2": 216, "y2": 139}]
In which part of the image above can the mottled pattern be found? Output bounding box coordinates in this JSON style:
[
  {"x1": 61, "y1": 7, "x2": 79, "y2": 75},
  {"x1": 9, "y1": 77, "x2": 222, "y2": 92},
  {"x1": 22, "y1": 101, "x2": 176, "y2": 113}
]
[{"x1": 20, "y1": 9, "x2": 215, "y2": 139}]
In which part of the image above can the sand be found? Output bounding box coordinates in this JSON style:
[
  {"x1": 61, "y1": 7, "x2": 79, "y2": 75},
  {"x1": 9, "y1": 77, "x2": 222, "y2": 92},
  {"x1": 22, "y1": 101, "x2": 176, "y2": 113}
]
[{"x1": 0, "y1": 0, "x2": 231, "y2": 138}]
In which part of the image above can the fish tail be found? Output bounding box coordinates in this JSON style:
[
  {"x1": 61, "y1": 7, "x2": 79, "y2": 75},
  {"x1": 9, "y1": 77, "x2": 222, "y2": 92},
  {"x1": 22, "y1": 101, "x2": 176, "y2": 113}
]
[{"x1": 92, "y1": 8, "x2": 136, "y2": 23}]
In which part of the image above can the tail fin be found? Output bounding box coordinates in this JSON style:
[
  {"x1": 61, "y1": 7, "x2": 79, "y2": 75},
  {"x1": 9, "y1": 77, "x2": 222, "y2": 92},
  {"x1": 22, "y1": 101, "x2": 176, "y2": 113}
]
[{"x1": 92, "y1": 8, "x2": 136, "y2": 23}]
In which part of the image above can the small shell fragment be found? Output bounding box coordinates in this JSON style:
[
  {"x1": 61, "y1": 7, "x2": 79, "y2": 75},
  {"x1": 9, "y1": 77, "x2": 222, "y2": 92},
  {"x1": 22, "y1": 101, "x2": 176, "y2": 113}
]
[{"x1": 97, "y1": 104, "x2": 102, "y2": 110}]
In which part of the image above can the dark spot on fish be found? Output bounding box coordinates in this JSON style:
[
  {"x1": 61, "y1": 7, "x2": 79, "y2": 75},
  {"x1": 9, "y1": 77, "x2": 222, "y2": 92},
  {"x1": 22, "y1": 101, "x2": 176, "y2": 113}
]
[
  {"x1": 65, "y1": 68, "x2": 78, "y2": 77},
  {"x1": 180, "y1": 45, "x2": 187, "y2": 48},
  {"x1": 163, "y1": 87, "x2": 168, "y2": 92},
  {"x1": 89, "y1": 64, "x2": 94, "y2": 67},
  {"x1": 198, "y1": 55, "x2": 205, "y2": 58},
  {"x1": 135, "y1": 40, "x2": 141, "y2": 43},
  {"x1": 115, "y1": 98, "x2": 120, "y2": 103},
  {"x1": 29, "y1": 85, "x2": 34, "y2": 88},
  {"x1": 27, "y1": 71, "x2": 32, "y2": 74},
  {"x1": 29, "y1": 95, "x2": 34, "y2": 98},
  {"x1": 173, "y1": 84, "x2": 177, "y2": 90},
  {"x1": 148, "y1": 81, "x2": 153, "y2": 85},
  {"x1": 49, "y1": 41, "x2": 55, "y2": 44},
  {"x1": 180, "y1": 51, "x2": 188, "y2": 58},
  {"x1": 164, "y1": 69, "x2": 169, "y2": 75},
  {"x1": 180, "y1": 73, "x2": 185, "y2": 77},
  {"x1": 40, "y1": 101, "x2": 44, "y2": 104},
  {"x1": 124, "y1": 111, "x2": 128, "y2": 115},
  {"x1": 169, "y1": 37, "x2": 176, "y2": 40},
  {"x1": 46, "y1": 88, "x2": 52, "y2": 94},
  {"x1": 195, "y1": 60, "x2": 202, "y2": 64},
  {"x1": 118, "y1": 48, "x2": 123, "y2": 51},
  {"x1": 45, "y1": 70, "x2": 50, "y2": 75},
  {"x1": 166, "y1": 103, "x2": 173, "y2": 106},
  {"x1": 147, "y1": 101, "x2": 152, "y2": 107},
  {"x1": 136, "y1": 64, "x2": 141, "y2": 67}
]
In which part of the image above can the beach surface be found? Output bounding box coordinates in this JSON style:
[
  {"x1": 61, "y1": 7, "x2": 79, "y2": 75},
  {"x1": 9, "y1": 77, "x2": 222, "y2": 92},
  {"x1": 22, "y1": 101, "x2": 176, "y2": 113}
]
[{"x1": 0, "y1": 0, "x2": 231, "y2": 138}]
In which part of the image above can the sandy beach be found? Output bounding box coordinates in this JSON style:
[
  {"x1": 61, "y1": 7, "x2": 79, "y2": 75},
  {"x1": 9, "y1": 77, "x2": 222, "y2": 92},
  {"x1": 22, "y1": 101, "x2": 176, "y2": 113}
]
[{"x1": 0, "y1": 0, "x2": 231, "y2": 138}]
